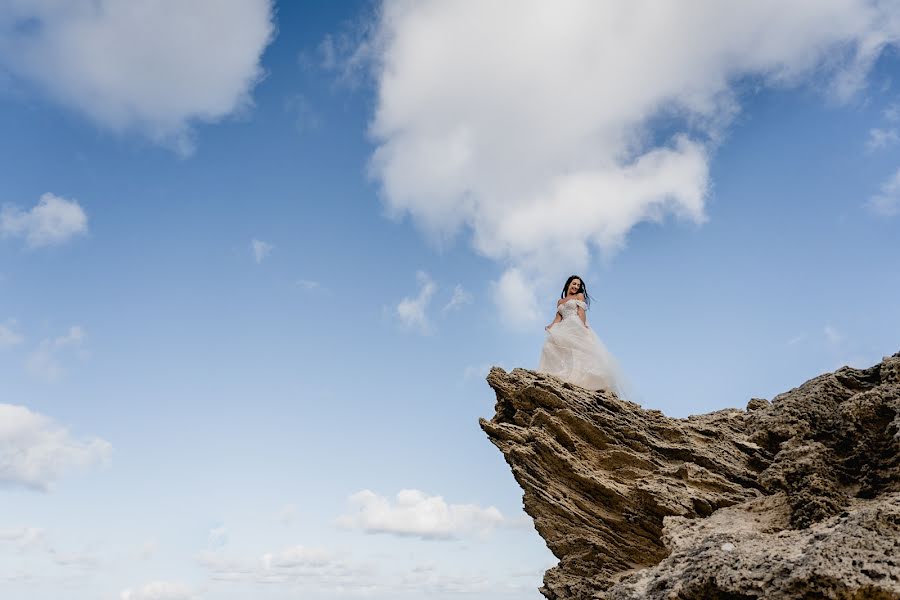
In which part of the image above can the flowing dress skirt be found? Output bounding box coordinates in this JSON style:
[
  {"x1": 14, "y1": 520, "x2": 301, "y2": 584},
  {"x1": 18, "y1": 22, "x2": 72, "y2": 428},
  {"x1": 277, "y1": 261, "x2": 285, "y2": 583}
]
[{"x1": 539, "y1": 316, "x2": 621, "y2": 393}]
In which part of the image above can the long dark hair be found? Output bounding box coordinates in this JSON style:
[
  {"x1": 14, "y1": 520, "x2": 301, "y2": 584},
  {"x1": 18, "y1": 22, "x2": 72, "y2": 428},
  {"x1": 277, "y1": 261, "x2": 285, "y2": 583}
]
[{"x1": 560, "y1": 275, "x2": 591, "y2": 308}]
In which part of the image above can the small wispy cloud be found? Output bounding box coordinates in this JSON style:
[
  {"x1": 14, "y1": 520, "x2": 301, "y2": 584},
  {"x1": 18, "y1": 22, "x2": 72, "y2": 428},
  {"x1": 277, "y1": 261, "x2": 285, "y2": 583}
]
[
  {"x1": 120, "y1": 581, "x2": 200, "y2": 600},
  {"x1": 822, "y1": 323, "x2": 873, "y2": 369},
  {"x1": 824, "y1": 325, "x2": 843, "y2": 346},
  {"x1": 396, "y1": 271, "x2": 437, "y2": 334},
  {"x1": 0, "y1": 527, "x2": 46, "y2": 551},
  {"x1": 26, "y1": 326, "x2": 87, "y2": 381},
  {"x1": 196, "y1": 544, "x2": 360, "y2": 587},
  {"x1": 50, "y1": 549, "x2": 101, "y2": 569},
  {"x1": 786, "y1": 334, "x2": 806, "y2": 346},
  {"x1": 884, "y1": 103, "x2": 900, "y2": 122},
  {"x1": 295, "y1": 279, "x2": 321, "y2": 291},
  {"x1": 317, "y1": 21, "x2": 373, "y2": 90},
  {"x1": 261, "y1": 545, "x2": 333, "y2": 570},
  {"x1": 283, "y1": 93, "x2": 321, "y2": 134},
  {"x1": 0, "y1": 526, "x2": 102, "y2": 574},
  {"x1": 0, "y1": 321, "x2": 24, "y2": 349},
  {"x1": 462, "y1": 364, "x2": 493, "y2": 382},
  {"x1": 250, "y1": 239, "x2": 273, "y2": 264},
  {"x1": 337, "y1": 489, "x2": 505, "y2": 540},
  {"x1": 277, "y1": 504, "x2": 298, "y2": 526},
  {"x1": 1, "y1": 193, "x2": 88, "y2": 249},
  {"x1": 442, "y1": 284, "x2": 473, "y2": 314},
  {"x1": 865, "y1": 127, "x2": 899, "y2": 151},
  {"x1": 865, "y1": 168, "x2": 900, "y2": 217}
]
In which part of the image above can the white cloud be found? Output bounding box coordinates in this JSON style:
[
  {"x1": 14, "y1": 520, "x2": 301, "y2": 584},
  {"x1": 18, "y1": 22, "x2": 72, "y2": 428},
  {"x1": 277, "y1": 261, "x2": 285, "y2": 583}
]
[
  {"x1": 866, "y1": 127, "x2": 900, "y2": 150},
  {"x1": 1, "y1": 193, "x2": 87, "y2": 248},
  {"x1": 198, "y1": 543, "x2": 531, "y2": 596},
  {"x1": 250, "y1": 239, "x2": 273, "y2": 264},
  {"x1": 120, "y1": 581, "x2": 200, "y2": 600},
  {"x1": 866, "y1": 167, "x2": 900, "y2": 216},
  {"x1": 395, "y1": 566, "x2": 515, "y2": 595},
  {"x1": 337, "y1": 489, "x2": 505, "y2": 539},
  {"x1": 0, "y1": 527, "x2": 102, "y2": 565},
  {"x1": 261, "y1": 545, "x2": 333, "y2": 570},
  {"x1": 318, "y1": 17, "x2": 376, "y2": 90},
  {"x1": 822, "y1": 325, "x2": 874, "y2": 369},
  {"x1": 26, "y1": 325, "x2": 87, "y2": 381},
  {"x1": 365, "y1": 1, "x2": 900, "y2": 316},
  {"x1": 787, "y1": 334, "x2": 806, "y2": 346},
  {"x1": 885, "y1": 103, "x2": 900, "y2": 121},
  {"x1": 195, "y1": 552, "x2": 256, "y2": 582},
  {"x1": 0, "y1": 0, "x2": 274, "y2": 155},
  {"x1": 492, "y1": 268, "x2": 541, "y2": 330},
  {"x1": 295, "y1": 279, "x2": 321, "y2": 291},
  {"x1": 284, "y1": 93, "x2": 321, "y2": 134},
  {"x1": 50, "y1": 549, "x2": 100, "y2": 569},
  {"x1": 0, "y1": 322, "x2": 24, "y2": 349},
  {"x1": 442, "y1": 284, "x2": 473, "y2": 314},
  {"x1": 0, "y1": 527, "x2": 46, "y2": 550},
  {"x1": 396, "y1": 271, "x2": 436, "y2": 333},
  {"x1": 462, "y1": 364, "x2": 492, "y2": 382},
  {"x1": 197, "y1": 545, "x2": 369, "y2": 589},
  {"x1": 0, "y1": 403, "x2": 111, "y2": 491}
]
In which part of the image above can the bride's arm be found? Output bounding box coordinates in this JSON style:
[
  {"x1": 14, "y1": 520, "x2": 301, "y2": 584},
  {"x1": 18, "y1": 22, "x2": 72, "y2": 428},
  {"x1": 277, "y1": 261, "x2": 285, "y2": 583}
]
[
  {"x1": 576, "y1": 294, "x2": 589, "y2": 328},
  {"x1": 577, "y1": 307, "x2": 588, "y2": 328},
  {"x1": 545, "y1": 311, "x2": 562, "y2": 331},
  {"x1": 544, "y1": 302, "x2": 562, "y2": 331}
]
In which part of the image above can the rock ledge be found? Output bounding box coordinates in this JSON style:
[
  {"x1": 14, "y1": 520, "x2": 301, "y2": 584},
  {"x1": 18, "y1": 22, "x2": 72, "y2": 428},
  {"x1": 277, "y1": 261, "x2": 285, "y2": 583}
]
[{"x1": 479, "y1": 353, "x2": 900, "y2": 599}]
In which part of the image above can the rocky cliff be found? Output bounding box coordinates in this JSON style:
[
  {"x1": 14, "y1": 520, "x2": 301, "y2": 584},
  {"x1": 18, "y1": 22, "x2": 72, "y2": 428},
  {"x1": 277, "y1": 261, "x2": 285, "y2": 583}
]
[{"x1": 479, "y1": 353, "x2": 900, "y2": 599}]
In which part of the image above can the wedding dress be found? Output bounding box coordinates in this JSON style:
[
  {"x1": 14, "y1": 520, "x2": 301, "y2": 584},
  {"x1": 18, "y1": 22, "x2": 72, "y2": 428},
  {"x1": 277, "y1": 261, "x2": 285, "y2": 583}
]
[{"x1": 539, "y1": 299, "x2": 621, "y2": 393}]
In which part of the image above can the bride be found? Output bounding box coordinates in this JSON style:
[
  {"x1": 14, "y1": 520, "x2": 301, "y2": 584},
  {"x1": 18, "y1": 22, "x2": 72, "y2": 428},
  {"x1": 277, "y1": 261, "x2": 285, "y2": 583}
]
[{"x1": 539, "y1": 275, "x2": 621, "y2": 393}]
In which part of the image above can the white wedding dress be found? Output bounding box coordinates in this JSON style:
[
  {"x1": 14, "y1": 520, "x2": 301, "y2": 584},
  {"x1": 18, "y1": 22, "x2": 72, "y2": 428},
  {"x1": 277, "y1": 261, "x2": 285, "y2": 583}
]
[{"x1": 539, "y1": 299, "x2": 621, "y2": 393}]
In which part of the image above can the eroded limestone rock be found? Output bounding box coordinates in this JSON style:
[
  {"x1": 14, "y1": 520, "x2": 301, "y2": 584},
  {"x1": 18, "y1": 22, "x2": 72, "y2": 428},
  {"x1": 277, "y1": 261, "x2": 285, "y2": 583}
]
[{"x1": 479, "y1": 353, "x2": 900, "y2": 599}]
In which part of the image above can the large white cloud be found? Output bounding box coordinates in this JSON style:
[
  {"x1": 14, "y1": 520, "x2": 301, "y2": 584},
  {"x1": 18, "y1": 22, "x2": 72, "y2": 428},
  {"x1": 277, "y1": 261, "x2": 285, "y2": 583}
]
[
  {"x1": 0, "y1": 403, "x2": 111, "y2": 491},
  {"x1": 367, "y1": 0, "x2": 900, "y2": 325},
  {"x1": 0, "y1": 0, "x2": 274, "y2": 154},
  {"x1": 338, "y1": 489, "x2": 506, "y2": 539}
]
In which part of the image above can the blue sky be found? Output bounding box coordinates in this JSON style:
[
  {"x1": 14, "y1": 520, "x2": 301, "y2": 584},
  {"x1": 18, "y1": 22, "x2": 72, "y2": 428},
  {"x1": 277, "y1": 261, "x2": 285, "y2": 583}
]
[{"x1": 1, "y1": 1, "x2": 899, "y2": 599}]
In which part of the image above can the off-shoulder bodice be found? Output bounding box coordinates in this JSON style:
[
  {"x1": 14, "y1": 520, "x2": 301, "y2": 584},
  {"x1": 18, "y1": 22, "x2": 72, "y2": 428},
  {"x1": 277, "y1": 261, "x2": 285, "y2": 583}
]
[{"x1": 558, "y1": 299, "x2": 586, "y2": 319}]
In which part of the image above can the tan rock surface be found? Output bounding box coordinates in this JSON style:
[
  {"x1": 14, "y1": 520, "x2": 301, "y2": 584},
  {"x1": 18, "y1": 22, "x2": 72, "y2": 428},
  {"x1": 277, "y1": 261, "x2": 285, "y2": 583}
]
[{"x1": 479, "y1": 353, "x2": 900, "y2": 599}]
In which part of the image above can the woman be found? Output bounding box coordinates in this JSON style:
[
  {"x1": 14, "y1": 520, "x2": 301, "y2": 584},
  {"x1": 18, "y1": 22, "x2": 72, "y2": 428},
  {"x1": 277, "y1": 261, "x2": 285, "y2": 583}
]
[{"x1": 539, "y1": 275, "x2": 621, "y2": 393}]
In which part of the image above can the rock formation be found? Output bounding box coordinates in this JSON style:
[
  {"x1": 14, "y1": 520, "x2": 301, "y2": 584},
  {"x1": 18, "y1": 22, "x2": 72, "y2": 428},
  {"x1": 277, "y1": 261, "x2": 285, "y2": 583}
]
[{"x1": 479, "y1": 353, "x2": 900, "y2": 599}]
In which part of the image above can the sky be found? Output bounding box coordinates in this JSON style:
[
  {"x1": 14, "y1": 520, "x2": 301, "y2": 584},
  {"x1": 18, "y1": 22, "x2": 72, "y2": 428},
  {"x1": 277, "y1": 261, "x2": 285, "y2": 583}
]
[{"x1": 1, "y1": 1, "x2": 899, "y2": 599}]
